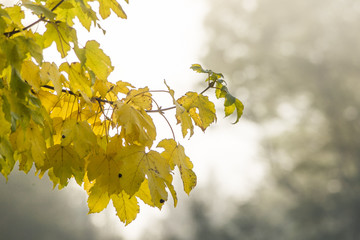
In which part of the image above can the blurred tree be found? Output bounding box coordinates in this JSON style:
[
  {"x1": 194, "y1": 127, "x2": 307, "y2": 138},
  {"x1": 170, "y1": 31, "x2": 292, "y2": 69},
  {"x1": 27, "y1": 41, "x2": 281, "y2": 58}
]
[
  {"x1": 0, "y1": 170, "x2": 122, "y2": 240},
  {"x1": 149, "y1": 0, "x2": 360, "y2": 239}
]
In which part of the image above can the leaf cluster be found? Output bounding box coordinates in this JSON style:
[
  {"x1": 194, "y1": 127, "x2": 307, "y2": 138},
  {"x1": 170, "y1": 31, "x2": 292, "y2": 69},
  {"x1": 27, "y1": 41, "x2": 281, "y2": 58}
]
[{"x1": 0, "y1": 0, "x2": 243, "y2": 225}]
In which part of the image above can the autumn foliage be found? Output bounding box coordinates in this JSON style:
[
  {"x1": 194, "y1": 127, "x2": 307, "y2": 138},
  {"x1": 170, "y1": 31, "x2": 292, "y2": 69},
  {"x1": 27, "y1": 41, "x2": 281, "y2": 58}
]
[{"x1": 0, "y1": 0, "x2": 243, "y2": 224}]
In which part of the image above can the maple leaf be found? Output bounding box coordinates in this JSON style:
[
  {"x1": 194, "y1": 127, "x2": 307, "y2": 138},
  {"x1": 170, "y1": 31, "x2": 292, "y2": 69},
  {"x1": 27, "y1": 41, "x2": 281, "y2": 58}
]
[
  {"x1": 113, "y1": 101, "x2": 156, "y2": 147},
  {"x1": 39, "y1": 62, "x2": 63, "y2": 95},
  {"x1": 97, "y1": 0, "x2": 127, "y2": 19},
  {"x1": 41, "y1": 144, "x2": 84, "y2": 187},
  {"x1": 215, "y1": 81, "x2": 244, "y2": 123},
  {"x1": 111, "y1": 191, "x2": 140, "y2": 225},
  {"x1": 117, "y1": 145, "x2": 172, "y2": 208},
  {"x1": 87, "y1": 136, "x2": 124, "y2": 195},
  {"x1": 135, "y1": 179, "x2": 155, "y2": 207},
  {"x1": 11, "y1": 122, "x2": 46, "y2": 169},
  {"x1": 87, "y1": 183, "x2": 111, "y2": 214},
  {"x1": 59, "y1": 62, "x2": 92, "y2": 98},
  {"x1": 61, "y1": 119, "x2": 97, "y2": 158},
  {"x1": 20, "y1": 60, "x2": 41, "y2": 92},
  {"x1": 124, "y1": 87, "x2": 152, "y2": 110},
  {"x1": 75, "y1": 40, "x2": 113, "y2": 80},
  {"x1": 177, "y1": 92, "x2": 217, "y2": 137},
  {"x1": 23, "y1": 1, "x2": 56, "y2": 20},
  {"x1": 0, "y1": 136, "x2": 14, "y2": 179},
  {"x1": 0, "y1": 97, "x2": 11, "y2": 136},
  {"x1": 158, "y1": 139, "x2": 197, "y2": 195},
  {"x1": 43, "y1": 22, "x2": 77, "y2": 58}
]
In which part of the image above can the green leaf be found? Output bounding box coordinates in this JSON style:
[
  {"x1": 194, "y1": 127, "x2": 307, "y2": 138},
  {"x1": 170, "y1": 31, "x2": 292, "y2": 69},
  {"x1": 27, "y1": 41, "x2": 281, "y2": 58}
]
[
  {"x1": 23, "y1": 2, "x2": 57, "y2": 20},
  {"x1": 190, "y1": 64, "x2": 207, "y2": 73},
  {"x1": 233, "y1": 98, "x2": 244, "y2": 124},
  {"x1": 10, "y1": 67, "x2": 30, "y2": 100}
]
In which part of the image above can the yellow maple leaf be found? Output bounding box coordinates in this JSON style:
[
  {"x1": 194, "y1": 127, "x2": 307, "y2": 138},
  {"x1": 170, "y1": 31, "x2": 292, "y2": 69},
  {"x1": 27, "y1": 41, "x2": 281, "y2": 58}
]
[
  {"x1": 87, "y1": 136, "x2": 124, "y2": 195},
  {"x1": 135, "y1": 179, "x2": 155, "y2": 207},
  {"x1": 113, "y1": 80, "x2": 134, "y2": 95},
  {"x1": 124, "y1": 87, "x2": 152, "y2": 110},
  {"x1": 81, "y1": 40, "x2": 113, "y2": 81},
  {"x1": 111, "y1": 191, "x2": 139, "y2": 225},
  {"x1": 12, "y1": 122, "x2": 46, "y2": 168},
  {"x1": 113, "y1": 101, "x2": 156, "y2": 147},
  {"x1": 177, "y1": 92, "x2": 217, "y2": 134},
  {"x1": 164, "y1": 82, "x2": 194, "y2": 138},
  {"x1": 97, "y1": 0, "x2": 127, "y2": 19},
  {"x1": 93, "y1": 79, "x2": 109, "y2": 98},
  {"x1": 43, "y1": 22, "x2": 77, "y2": 58},
  {"x1": 87, "y1": 183, "x2": 110, "y2": 214},
  {"x1": 0, "y1": 136, "x2": 15, "y2": 179},
  {"x1": 20, "y1": 60, "x2": 41, "y2": 92},
  {"x1": 158, "y1": 139, "x2": 197, "y2": 195},
  {"x1": 117, "y1": 145, "x2": 172, "y2": 208},
  {"x1": 0, "y1": 97, "x2": 11, "y2": 136},
  {"x1": 41, "y1": 144, "x2": 84, "y2": 187},
  {"x1": 36, "y1": 90, "x2": 59, "y2": 113},
  {"x1": 39, "y1": 62, "x2": 63, "y2": 95},
  {"x1": 59, "y1": 62, "x2": 92, "y2": 99},
  {"x1": 176, "y1": 104, "x2": 194, "y2": 138},
  {"x1": 61, "y1": 119, "x2": 97, "y2": 158}
]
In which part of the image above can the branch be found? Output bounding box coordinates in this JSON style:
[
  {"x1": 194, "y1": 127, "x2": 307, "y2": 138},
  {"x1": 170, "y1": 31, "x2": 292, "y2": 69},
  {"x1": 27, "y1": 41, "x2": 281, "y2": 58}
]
[{"x1": 4, "y1": 0, "x2": 64, "y2": 38}]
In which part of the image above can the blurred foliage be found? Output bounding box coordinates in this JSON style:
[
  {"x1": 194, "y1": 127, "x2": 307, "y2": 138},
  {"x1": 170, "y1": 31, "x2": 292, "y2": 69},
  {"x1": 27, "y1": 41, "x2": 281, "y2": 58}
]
[
  {"x1": 0, "y1": 169, "x2": 122, "y2": 240},
  {"x1": 149, "y1": 0, "x2": 360, "y2": 239}
]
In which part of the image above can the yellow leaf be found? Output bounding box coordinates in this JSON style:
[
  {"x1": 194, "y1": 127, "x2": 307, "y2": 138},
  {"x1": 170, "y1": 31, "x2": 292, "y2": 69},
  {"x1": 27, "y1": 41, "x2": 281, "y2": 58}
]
[
  {"x1": 40, "y1": 62, "x2": 63, "y2": 95},
  {"x1": 117, "y1": 146, "x2": 171, "y2": 208},
  {"x1": 113, "y1": 80, "x2": 133, "y2": 95},
  {"x1": 36, "y1": 90, "x2": 59, "y2": 113},
  {"x1": 82, "y1": 40, "x2": 113, "y2": 80},
  {"x1": 165, "y1": 178, "x2": 178, "y2": 207},
  {"x1": 0, "y1": 98, "x2": 11, "y2": 136},
  {"x1": 0, "y1": 136, "x2": 15, "y2": 179},
  {"x1": 158, "y1": 139, "x2": 197, "y2": 195},
  {"x1": 20, "y1": 60, "x2": 41, "y2": 92},
  {"x1": 164, "y1": 81, "x2": 194, "y2": 138},
  {"x1": 176, "y1": 104, "x2": 194, "y2": 138},
  {"x1": 42, "y1": 144, "x2": 83, "y2": 187},
  {"x1": 111, "y1": 191, "x2": 139, "y2": 225},
  {"x1": 13, "y1": 122, "x2": 46, "y2": 168},
  {"x1": 113, "y1": 101, "x2": 156, "y2": 147},
  {"x1": 43, "y1": 22, "x2": 77, "y2": 58},
  {"x1": 5, "y1": 5, "x2": 24, "y2": 30},
  {"x1": 135, "y1": 179, "x2": 155, "y2": 207},
  {"x1": 177, "y1": 92, "x2": 216, "y2": 132},
  {"x1": 98, "y1": 0, "x2": 127, "y2": 19},
  {"x1": 61, "y1": 119, "x2": 97, "y2": 158},
  {"x1": 49, "y1": 0, "x2": 97, "y2": 31},
  {"x1": 59, "y1": 62, "x2": 92, "y2": 98},
  {"x1": 124, "y1": 87, "x2": 152, "y2": 110},
  {"x1": 88, "y1": 184, "x2": 110, "y2": 213},
  {"x1": 93, "y1": 79, "x2": 109, "y2": 98},
  {"x1": 87, "y1": 136, "x2": 124, "y2": 195}
]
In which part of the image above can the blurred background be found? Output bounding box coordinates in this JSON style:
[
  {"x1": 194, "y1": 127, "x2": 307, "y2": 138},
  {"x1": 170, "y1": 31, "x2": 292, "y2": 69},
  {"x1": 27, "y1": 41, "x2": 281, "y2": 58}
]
[{"x1": 1, "y1": 0, "x2": 360, "y2": 239}]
